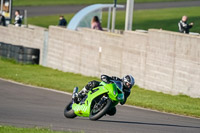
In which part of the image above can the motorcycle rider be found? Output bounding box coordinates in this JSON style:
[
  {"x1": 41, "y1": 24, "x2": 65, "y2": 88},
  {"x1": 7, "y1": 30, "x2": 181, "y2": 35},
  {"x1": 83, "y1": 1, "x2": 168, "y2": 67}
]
[{"x1": 73, "y1": 74, "x2": 135, "y2": 116}]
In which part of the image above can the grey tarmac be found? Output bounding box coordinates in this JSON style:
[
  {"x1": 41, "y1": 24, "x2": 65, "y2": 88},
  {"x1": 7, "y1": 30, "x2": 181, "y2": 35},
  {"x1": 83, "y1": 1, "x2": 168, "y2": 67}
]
[
  {"x1": 0, "y1": 79, "x2": 200, "y2": 133},
  {"x1": 13, "y1": 1, "x2": 200, "y2": 17}
]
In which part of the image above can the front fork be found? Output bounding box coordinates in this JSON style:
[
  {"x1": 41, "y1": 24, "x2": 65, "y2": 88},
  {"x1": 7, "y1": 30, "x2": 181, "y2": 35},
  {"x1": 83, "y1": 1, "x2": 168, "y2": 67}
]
[
  {"x1": 97, "y1": 96, "x2": 108, "y2": 106},
  {"x1": 72, "y1": 87, "x2": 79, "y2": 103}
]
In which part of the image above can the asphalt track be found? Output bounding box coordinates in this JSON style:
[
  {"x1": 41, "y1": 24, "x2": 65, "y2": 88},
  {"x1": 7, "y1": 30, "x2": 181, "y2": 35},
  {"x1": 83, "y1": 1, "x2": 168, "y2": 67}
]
[
  {"x1": 13, "y1": 1, "x2": 200, "y2": 17},
  {"x1": 0, "y1": 79, "x2": 200, "y2": 133}
]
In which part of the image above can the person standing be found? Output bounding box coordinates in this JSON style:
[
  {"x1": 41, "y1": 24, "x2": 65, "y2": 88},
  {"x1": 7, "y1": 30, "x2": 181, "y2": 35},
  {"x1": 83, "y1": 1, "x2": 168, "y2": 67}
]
[
  {"x1": 0, "y1": 12, "x2": 6, "y2": 26},
  {"x1": 91, "y1": 16, "x2": 103, "y2": 31},
  {"x1": 14, "y1": 10, "x2": 23, "y2": 27},
  {"x1": 178, "y1": 16, "x2": 194, "y2": 34},
  {"x1": 58, "y1": 16, "x2": 67, "y2": 27}
]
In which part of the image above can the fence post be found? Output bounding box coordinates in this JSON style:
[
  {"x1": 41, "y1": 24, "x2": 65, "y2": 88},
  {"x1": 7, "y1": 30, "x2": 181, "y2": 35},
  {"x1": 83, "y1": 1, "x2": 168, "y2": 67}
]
[
  {"x1": 42, "y1": 30, "x2": 49, "y2": 66},
  {"x1": 125, "y1": 0, "x2": 134, "y2": 31}
]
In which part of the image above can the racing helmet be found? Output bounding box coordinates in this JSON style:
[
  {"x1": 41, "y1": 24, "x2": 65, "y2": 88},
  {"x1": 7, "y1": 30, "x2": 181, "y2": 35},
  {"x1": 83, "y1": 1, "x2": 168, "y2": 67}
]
[{"x1": 122, "y1": 75, "x2": 135, "y2": 90}]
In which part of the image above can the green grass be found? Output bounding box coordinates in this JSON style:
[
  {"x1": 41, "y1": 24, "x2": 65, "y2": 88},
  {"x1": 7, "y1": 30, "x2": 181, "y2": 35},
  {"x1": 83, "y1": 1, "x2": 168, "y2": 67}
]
[
  {"x1": 0, "y1": 125, "x2": 81, "y2": 133},
  {"x1": 0, "y1": 58, "x2": 200, "y2": 118},
  {"x1": 0, "y1": 58, "x2": 98, "y2": 92},
  {"x1": 28, "y1": 14, "x2": 74, "y2": 28},
  {"x1": 112, "y1": 6, "x2": 200, "y2": 33},
  {"x1": 128, "y1": 86, "x2": 200, "y2": 117},
  {"x1": 28, "y1": 6, "x2": 200, "y2": 33},
  {"x1": 13, "y1": 0, "x2": 198, "y2": 6}
]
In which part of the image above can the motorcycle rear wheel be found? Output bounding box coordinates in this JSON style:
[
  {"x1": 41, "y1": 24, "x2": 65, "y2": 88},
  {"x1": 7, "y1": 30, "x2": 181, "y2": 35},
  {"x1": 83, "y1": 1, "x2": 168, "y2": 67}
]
[
  {"x1": 89, "y1": 96, "x2": 112, "y2": 121},
  {"x1": 64, "y1": 101, "x2": 77, "y2": 118}
]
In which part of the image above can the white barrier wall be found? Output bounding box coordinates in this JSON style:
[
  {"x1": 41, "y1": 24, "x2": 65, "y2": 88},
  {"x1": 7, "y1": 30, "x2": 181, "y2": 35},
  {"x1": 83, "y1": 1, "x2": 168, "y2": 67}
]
[
  {"x1": 0, "y1": 25, "x2": 199, "y2": 97},
  {"x1": 145, "y1": 29, "x2": 200, "y2": 97},
  {"x1": 46, "y1": 26, "x2": 200, "y2": 97},
  {"x1": 0, "y1": 25, "x2": 47, "y2": 64}
]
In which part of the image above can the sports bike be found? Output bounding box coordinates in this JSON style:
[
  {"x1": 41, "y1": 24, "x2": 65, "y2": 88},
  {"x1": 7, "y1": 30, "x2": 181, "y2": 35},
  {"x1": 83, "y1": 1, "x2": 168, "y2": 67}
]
[{"x1": 64, "y1": 80, "x2": 124, "y2": 120}]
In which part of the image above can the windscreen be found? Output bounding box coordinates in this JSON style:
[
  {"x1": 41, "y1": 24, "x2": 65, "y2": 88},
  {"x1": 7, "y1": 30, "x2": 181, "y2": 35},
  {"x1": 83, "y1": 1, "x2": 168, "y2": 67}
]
[
  {"x1": 78, "y1": 9, "x2": 101, "y2": 28},
  {"x1": 111, "y1": 80, "x2": 123, "y2": 92}
]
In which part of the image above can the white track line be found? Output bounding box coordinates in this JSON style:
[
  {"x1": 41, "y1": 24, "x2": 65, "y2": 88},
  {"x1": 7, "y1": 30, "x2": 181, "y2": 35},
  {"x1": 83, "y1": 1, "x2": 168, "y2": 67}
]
[{"x1": 0, "y1": 78, "x2": 71, "y2": 95}]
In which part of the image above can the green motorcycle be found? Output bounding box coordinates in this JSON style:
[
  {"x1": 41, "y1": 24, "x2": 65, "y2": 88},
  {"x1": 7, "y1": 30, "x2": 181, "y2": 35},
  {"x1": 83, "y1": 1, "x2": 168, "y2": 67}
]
[{"x1": 64, "y1": 80, "x2": 124, "y2": 121}]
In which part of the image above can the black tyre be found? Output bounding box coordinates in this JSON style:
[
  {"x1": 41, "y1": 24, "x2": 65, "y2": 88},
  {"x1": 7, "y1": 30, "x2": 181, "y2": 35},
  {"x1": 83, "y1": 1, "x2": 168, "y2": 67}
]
[
  {"x1": 1, "y1": 51, "x2": 7, "y2": 57},
  {"x1": 1, "y1": 43, "x2": 11, "y2": 51},
  {"x1": 107, "y1": 106, "x2": 116, "y2": 116},
  {"x1": 0, "y1": 50, "x2": 2, "y2": 56},
  {"x1": 89, "y1": 96, "x2": 112, "y2": 121},
  {"x1": 23, "y1": 47, "x2": 40, "y2": 55},
  {"x1": 17, "y1": 54, "x2": 24, "y2": 60},
  {"x1": 14, "y1": 46, "x2": 24, "y2": 54},
  {"x1": 64, "y1": 101, "x2": 77, "y2": 119},
  {"x1": 10, "y1": 51, "x2": 15, "y2": 58}
]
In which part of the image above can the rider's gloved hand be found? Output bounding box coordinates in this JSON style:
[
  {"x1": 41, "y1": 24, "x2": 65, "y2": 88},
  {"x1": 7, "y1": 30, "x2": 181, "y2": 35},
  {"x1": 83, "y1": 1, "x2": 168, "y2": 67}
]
[{"x1": 101, "y1": 75, "x2": 110, "y2": 83}]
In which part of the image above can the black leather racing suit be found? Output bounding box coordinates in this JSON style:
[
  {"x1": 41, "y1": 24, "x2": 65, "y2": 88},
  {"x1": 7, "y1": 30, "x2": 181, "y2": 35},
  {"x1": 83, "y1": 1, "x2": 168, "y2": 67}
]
[{"x1": 100, "y1": 75, "x2": 131, "y2": 105}]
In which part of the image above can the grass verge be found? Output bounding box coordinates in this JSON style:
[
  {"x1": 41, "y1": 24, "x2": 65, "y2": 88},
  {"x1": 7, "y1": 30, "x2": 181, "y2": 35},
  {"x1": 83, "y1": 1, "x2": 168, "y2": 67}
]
[
  {"x1": 28, "y1": 6, "x2": 200, "y2": 33},
  {"x1": 13, "y1": 0, "x2": 198, "y2": 6},
  {"x1": 0, "y1": 125, "x2": 81, "y2": 133},
  {"x1": 0, "y1": 58, "x2": 98, "y2": 92},
  {"x1": 0, "y1": 58, "x2": 200, "y2": 118}
]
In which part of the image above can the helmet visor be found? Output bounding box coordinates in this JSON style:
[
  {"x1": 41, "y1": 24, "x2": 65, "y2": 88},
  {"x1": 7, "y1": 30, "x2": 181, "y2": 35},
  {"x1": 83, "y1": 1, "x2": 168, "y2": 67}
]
[{"x1": 125, "y1": 82, "x2": 132, "y2": 89}]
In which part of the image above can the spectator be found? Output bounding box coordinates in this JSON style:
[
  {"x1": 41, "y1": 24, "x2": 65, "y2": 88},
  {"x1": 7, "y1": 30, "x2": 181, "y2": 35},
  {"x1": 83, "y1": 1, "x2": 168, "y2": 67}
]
[
  {"x1": 58, "y1": 16, "x2": 67, "y2": 27},
  {"x1": 14, "y1": 10, "x2": 23, "y2": 27},
  {"x1": 178, "y1": 15, "x2": 194, "y2": 34},
  {"x1": 91, "y1": 16, "x2": 103, "y2": 31},
  {"x1": 0, "y1": 11, "x2": 6, "y2": 26}
]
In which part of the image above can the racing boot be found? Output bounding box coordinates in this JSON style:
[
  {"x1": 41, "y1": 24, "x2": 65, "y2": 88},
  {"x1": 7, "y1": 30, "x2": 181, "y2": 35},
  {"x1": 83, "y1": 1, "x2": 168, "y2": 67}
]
[{"x1": 107, "y1": 107, "x2": 116, "y2": 116}]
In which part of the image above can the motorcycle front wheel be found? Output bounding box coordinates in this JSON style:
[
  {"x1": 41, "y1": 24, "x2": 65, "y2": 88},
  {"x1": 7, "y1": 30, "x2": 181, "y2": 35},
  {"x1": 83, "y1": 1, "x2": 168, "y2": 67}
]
[
  {"x1": 89, "y1": 95, "x2": 112, "y2": 121},
  {"x1": 64, "y1": 101, "x2": 77, "y2": 118}
]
